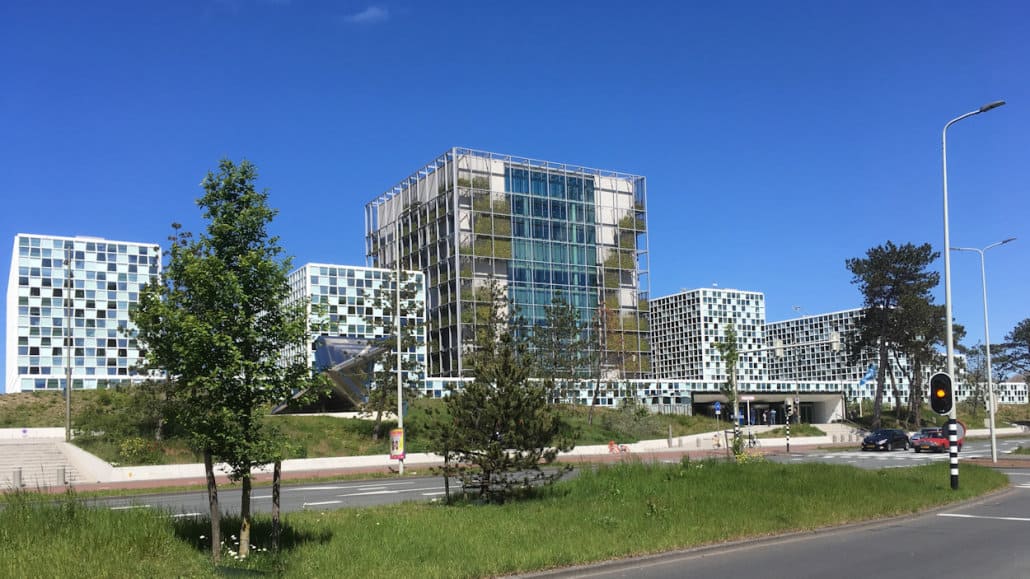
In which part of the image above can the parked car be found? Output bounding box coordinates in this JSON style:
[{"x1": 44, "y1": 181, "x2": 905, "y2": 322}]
[
  {"x1": 910, "y1": 427, "x2": 943, "y2": 446},
  {"x1": 913, "y1": 424, "x2": 965, "y2": 453},
  {"x1": 862, "y1": 428, "x2": 910, "y2": 451}
]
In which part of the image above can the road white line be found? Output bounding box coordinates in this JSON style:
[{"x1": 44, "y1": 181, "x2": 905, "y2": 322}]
[
  {"x1": 339, "y1": 486, "x2": 444, "y2": 498},
  {"x1": 170, "y1": 512, "x2": 203, "y2": 518},
  {"x1": 338, "y1": 490, "x2": 396, "y2": 497},
  {"x1": 291, "y1": 486, "x2": 346, "y2": 491},
  {"x1": 938, "y1": 513, "x2": 1030, "y2": 522},
  {"x1": 303, "y1": 500, "x2": 342, "y2": 507},
  {"x1": 110, "y1": 505, "x2": 150, "y2": 510},
  {"x1": 1002, "y1": 472, "x2": 1030, "y2": 477},
  {"x1": 251, "y1": 494, "x2": 273, "y2": 500},
  {"x1": 354, "y1": 481, "x2": 415, "y2": 489},
  {"x1": 422, "y1": 491, "x2": 447, "y2": 496}
]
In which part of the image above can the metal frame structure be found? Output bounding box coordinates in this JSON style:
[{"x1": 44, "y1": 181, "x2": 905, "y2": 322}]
[{"x1": 366, "y1": 148, "x2": 651, "y2": 379}]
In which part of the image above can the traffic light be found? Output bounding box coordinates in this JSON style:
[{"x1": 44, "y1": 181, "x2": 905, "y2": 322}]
[{"x1": 929, "y1": 372, "x2": 953, "y2": 415}]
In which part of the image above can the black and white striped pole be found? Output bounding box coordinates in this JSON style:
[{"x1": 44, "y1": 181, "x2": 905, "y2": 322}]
[{"x1": 785, "y1": 403, "x2": 792, "y2": 453}]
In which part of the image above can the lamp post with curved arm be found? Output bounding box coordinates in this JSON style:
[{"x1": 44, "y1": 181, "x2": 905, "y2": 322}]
[
  {"x1": 941, "y1": 100, "x2": 1005, "y2": 489},
  {"x1": 951, "y1": 237, "x2": 1016, "y2": 463}
]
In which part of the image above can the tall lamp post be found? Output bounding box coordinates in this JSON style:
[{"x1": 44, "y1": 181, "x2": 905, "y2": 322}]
[
  {"x1": 63, "y1": 247, "x2": 74, "y2": 442},
  {"x1": 395, "y1": 216, "x2": 405, "y2": 476},
  {"x1": 951, "y1": 237, "x2": 1016, "y2": 463},
  {"x1": 941, "y1": 99, "x2": 1005, "y2": 489}
]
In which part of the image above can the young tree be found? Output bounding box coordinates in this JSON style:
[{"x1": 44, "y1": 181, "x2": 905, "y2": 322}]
[
  {"x1": 959, "y1": 342, "x2": 990, "y2": 419},
  {"x1": 430, "y1": 282, "x2": 574, "y2": 502},
  {"x1": 846, "y1": 241, "x2": 940, "y2": 430},
  {"x1": 530, "y1": 291, "x2": 585, "y2": 403},
  {"x1": 131, "y1": 159, "x2": 313, "y2": 560},
  {"x1": 362, "y1": 270, "x2": 424, "y2": 440},
  {"x1": 715, "y1": 323, "x2": 742, "y2": 456}
]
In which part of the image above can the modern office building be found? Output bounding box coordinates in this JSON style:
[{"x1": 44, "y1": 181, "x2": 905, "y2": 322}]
[
  {"x1": 365, "y1": 148, "x2": 650, "y2": 379},
  {"x1": 285, "y1": 263, "x2": 426, "y2": 395},
  {"x1": 650, "y1": 288, "x2": 767, "y2": 383},
  {"x1": 5, "y1": 233, "x2": 162, "y2": 394},
  {"x1": 764, "y1": 308, "x2": 911, "y2": 396}
]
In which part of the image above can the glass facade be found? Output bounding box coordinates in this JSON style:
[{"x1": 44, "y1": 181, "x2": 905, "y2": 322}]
[
  {"x1": 286, "y1": 263, "x2": 426, "y2": 389},
  {"x1": 366, "y1": 148, "x2": 650, "y2": 379},
  {"x1": 4, "y1": 234, "x2": 162, "y2": 393}
]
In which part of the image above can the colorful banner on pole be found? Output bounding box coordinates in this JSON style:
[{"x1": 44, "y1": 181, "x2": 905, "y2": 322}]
[{"x1": 390, "y1": 428, "x2": 405, "y2": 460}]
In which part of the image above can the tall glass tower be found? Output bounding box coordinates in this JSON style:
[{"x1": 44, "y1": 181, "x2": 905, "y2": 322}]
[{"x1": 366, "y1": 148, "x2": 650, "y2": 379}]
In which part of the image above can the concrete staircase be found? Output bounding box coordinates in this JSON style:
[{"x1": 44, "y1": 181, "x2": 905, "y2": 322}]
[{"x1": 0, "y1": 440, "x2": 80, "y2": 489}]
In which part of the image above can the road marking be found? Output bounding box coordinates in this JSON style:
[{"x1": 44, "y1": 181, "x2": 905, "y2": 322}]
[
  {"x1": 938, "y1": 513, "x2": 1030, "y2": 523},
  {"x1": 302, "y1": 500, "x2": 341, "y2": 507},
  {"x1": 170, "y1": 512, "x2": 203, "y2": 518},
  {"x1": 422, "y1": 491, "x2": 447, "y2": 496},
  {"x1": 1003, "y1": 472, "x2": 1030, "y2": 477},
  {"x1": 292, "y1": 486, "x2": 346, "y2": 491},
  {"x1": 338, "y1": 486, "x2": 443, "y2": 498},
  {"x1": 110, "y1": 505, "x2": 150, "y2": 510},
  {"x1": 355, "y1": 481, "x2": 414, "y2": 489},
  {"x1": 338, "y1": 490, "x2": 396, "y2": 497}
]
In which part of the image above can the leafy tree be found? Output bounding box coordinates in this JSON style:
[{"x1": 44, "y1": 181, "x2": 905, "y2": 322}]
[
  {"x1": 361, "y1": 270, "x2": 424, "y2": 440},
  {"x1": 430, "y1": 282, "x2": 574, "y2": 502},
  {"x1": 131, "y1": 159, "x2": 316, "y2": 561},
  {"x1": 997, "y1": 318, "x2": 1030, "y2": 380},
  {"x1": 715, "y1": 323, "x2": 742, "y2": 456},
  {"x1": 530, "y1": 291, "x2": 586, "y2": 403},
  {"x1": 889, "y1": 296, "x2": 960, "y2": 428},
  {"x1": 846, "y1": 241, "x2": 939, "y2": 430},
  {"x1": 958, "y1": 342, "x2": 990, "y2": 419}
]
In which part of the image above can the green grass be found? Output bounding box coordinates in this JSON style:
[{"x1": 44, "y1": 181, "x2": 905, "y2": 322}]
[
  {"x1": 0, "y1": 460, "x2": 1008, "y2": 578},
  {"x1": 758, "y1": 424, "x2": 826, "y2": 438}
]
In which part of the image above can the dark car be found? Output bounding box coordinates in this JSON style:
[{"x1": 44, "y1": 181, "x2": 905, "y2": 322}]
[{"x1": 861, "y1": 428, "x2": 910, "y2": 451}]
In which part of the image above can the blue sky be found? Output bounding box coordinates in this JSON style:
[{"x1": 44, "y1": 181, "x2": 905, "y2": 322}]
[{"x1": 3, "y1": 1, "x2": 1028, "y2": 382}]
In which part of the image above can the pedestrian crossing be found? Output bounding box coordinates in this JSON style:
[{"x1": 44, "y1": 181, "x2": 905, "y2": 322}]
[{"x1": 810, "y1": 450, "x2": 964, "y2": 463}]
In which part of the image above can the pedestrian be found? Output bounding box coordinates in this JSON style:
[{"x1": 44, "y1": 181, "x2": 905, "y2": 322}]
[
  {"x1": 762, "y1": 410, "x2": 768, "y2": 425},
  {"x1": 770, "y1": 409, "x2": 777, "y2": 425}
]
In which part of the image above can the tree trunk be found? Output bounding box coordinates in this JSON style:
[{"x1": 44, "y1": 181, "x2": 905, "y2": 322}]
[
  {"x1": 272, "y1": 460, "x2": 281, "y2": 552},
  {"x1": 889, "y1": 367, "x2": 902, "y2": 421},
  {"x1": 239, "y1": 474, "x2": 252, "y2": 558},
  {"x1": 910, "y1": 359, "x2": 923, "y2": 428},
  {"x1": 203, "y1": 449, "x2": 221, "y2": 564},
  {"x1": 872, "y1": 344, "x2": 888, "y2": 429},
  {"x1": 372, "y1": 403, "x2": 385, "y2": 438}
]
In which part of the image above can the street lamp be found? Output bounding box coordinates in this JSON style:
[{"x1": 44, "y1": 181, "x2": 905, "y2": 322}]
[
  {"x1": 63, "y1": 246, "x2": 74, "y2": 442},
  {"x1": 941, "y1": 100, "x2": 1005, "y2": 489},
  {"x1": 395, "y1": 216, "x2": 405, "y2": 476},
  {"x1": 951, "y1": 237, "x2": 1016, "y2": 463}
]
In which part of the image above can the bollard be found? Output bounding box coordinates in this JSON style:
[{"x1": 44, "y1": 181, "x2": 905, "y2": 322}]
[
  {"x1": 13, "y1": 467, "x2": 22, "y2": 488},
  {"x1": 56, "y1": 466, "x2": 66, "y2": 486},
  {"x1": 696, "y1": 437, "x2": 701, "y2": 448}
]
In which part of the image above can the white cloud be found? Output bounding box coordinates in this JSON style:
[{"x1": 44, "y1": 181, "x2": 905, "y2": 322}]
[{"x1": 346, "y1": 5, "x2": 390, "y2": 24}]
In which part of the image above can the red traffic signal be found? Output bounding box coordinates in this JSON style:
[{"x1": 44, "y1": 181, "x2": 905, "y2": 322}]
[{"x1": 929, "y1": 372, "x2": 953, "y2": 415}]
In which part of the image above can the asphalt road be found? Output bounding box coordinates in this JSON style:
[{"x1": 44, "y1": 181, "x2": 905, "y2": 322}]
[
  {"x1": 88, "y1": 476, "x2": 461, "y2": 516},
  {"x1": 769, "y1": 436, "x2": 1030, "y2": 470},
  {"x1": 530, "y1": 474, "x2": 1030, "y2": 579}
]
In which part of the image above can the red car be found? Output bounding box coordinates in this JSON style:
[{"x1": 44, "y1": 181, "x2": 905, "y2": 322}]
[{"x1": 913, "y1": 423, "x2": 965, "y2": 453}]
